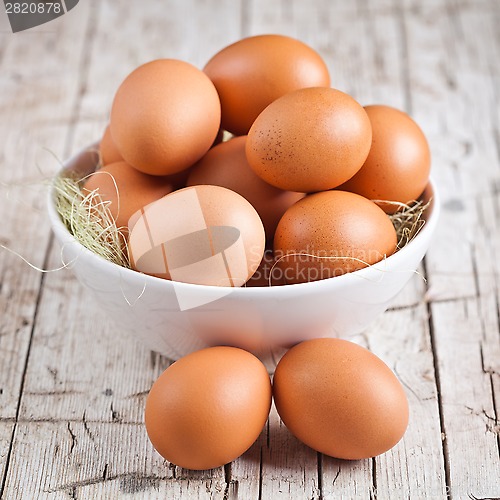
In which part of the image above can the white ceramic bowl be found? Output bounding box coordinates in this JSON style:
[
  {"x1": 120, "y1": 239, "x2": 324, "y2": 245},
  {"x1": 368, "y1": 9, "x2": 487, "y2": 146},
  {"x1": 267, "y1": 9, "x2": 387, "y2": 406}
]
[{"x1": 48, "y1": 145, "x2": 440, "y2": 362}]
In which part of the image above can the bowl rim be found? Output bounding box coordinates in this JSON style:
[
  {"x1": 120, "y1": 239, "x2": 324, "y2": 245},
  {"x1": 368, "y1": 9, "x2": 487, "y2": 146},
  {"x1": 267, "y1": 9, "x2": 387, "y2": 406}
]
[{"x1": 47, "y1": 144, "x2": 441, "y2": 298}]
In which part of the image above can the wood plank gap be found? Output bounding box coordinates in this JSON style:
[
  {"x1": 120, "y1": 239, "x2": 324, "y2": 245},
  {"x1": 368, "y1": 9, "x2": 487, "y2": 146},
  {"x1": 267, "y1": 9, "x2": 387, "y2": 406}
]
[
  {"x1": 424, "y1": 295, "x2": 479, "y2": 305},
  {"x1": 317, "y1": 452, "x2": 323, "y2": 499},
  {"x1": 258, "y1": 443, "x2": 263, "y2": 500},
  {"x1": 240, "y1": 0, "x2": 251, "y2": 39},
  {"x1": 470, "y1": 244, "x2": 481, "y2": 299},
  {"x1": 490, "y1": 293, "x2": 500, "y2": 456},
  {"x1": 62, "y1": 0, "x2": 100, "y2": 160},
  {"x1": 371, "y1": 457, "x2": 377, "y2": 499},
  {"x1": 0, "y1": 3, "x2": 100, "y2": 497},
  {"x1": 223, "y1": 462, "x2": 231, "y2": 499},
  {"x1": 497, "y1": 293, "x2": 500, "y2": 350},
  {"x1": 423, "y1": 260, "x2": 453, "y2": 499},
  {"x1": 395, "y1": 1, "x2": 412, "y2": 115},
  {"x1": 0, "y1": 414, "x2": 147, "y2": 424},
  {"x1": 0, "y1": 232, "x2": 52, "y2": 498},
  {"x1": 493, "y1": 128, "x2": 500, "y2": 176},
  {"x1": 480, "y1": 343, "x2": 500, "y2": 458},
  {"x1": 0, "y1": 40, "x2": 7, "y2": 66},
  {"x1": 387, "y1": 302, "x2": 422, "y2": 312}
]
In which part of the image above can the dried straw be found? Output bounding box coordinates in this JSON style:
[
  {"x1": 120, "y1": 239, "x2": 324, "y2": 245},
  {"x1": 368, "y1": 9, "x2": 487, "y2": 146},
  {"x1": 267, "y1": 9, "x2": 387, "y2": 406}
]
[
  {"x1": 386, "y1": 199, "x2": 431, "y2": 249},
  {"x1": 52, "y1": 173, "x2": 131, "y2": 268}
]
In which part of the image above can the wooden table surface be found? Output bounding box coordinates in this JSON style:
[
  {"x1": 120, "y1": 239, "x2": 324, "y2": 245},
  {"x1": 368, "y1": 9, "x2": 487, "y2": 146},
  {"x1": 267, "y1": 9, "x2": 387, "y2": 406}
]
[{"x1": 0, "y1": 0, "x2": 499, "y2": 498}]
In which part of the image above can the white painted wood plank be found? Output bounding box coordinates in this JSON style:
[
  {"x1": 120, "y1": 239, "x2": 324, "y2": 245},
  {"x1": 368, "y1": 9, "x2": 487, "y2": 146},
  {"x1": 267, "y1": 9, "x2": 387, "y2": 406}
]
[
  {"x1": 2, "y1": 0, "x2": 499, "y2": 498},
  {"x1": 1, "y1": 421, "x2": 226, "y2": 500},
  {"x1": 260, "y1": 406, "x2": 320, "y2": 499},
  {"x1": 0, "y1": 423, "x2": 14, "y2": 492},
  {"x1": 366, "y1": 306, "x2": 448, "y2": 498},
  {"x1": 0, "y1": 0, "x2": 92, "y2": 421},
  {"x1": 403, "y1": 0, "x2": 500, "y2": 496},
  {"x1": 226, "y1": 434, "x2": 263, "y2": 499},
  {"x1": 403, "y1": 0, "x2": 497, "y2": 302},
  {"x1": 321, "y1": 456, "x2": 372, "y2": 499},
  {"x1": 431, "y1": 299, "x2": 500, "y2": 497}
]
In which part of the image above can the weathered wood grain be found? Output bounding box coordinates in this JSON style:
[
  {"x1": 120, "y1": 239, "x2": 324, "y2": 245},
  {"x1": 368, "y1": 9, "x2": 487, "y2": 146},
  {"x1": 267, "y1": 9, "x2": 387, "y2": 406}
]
[
  {"x1": 0, "y1": 4, "x2": 95, "y2": 498},
  {"x1": 226, "y1": 434, "x2": 263, "y2": 499},
  {"x1": 1, "y1": 0, "x2": 499, "y2": 497},
  {"x1": 366, "y1": 306, "x2": 448, "y2": 498},
  {"x1": 0, "y1": 423, "x2": 14, "y2": 494},
  {"x1": 432, "y1": 299, "x2": 500, "y2": 497},
  {"x1": 403, "y1": 0, "x2": 500, "y2": 497},
  {"x1": 0, "y1": 0, "x2": 92, "y2": 422},
  {"x1": 1, "y1": 421, "x2": 223, "y2": 499},
  {"x1": 260, "y1": 407, "x2": 320, "y2": 499}
]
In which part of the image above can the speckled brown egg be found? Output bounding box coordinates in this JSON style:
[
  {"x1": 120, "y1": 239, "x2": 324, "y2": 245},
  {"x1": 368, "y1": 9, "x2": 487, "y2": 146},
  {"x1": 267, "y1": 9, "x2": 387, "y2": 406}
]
[
  {"x1": 128, "y1": 185, "x2": 265, "y2": 286},
  {"x1": 338, "y1": 105, "x2": 431, "y2": 213},
  {"x1": 110, "y1": 59, "x2": 221, "y2": 176},
  {"x1": 82, "y1": 161, "x2": 173, "y2": 233},
  {"x1": 187, "y1": 136, "x2": 305, "y2": 240},
  {"x1": 246, "y1": 87, "x2": 372, "y2": 192},
  {"x1": 204, "y1": 34, "x2": 330, "y2": 136},
  {"x1": 273, "y1": 338, "x2": 409, "y2": 460},
  {"x1": 273, "y1": 190, "x2": 397, "y2": 284},
  {"x1": 99, "y1": 125, "x2": 123, "y2": 166},
  {"x1": 145, "y1": 346, "x2": 272, "y2": 470}
]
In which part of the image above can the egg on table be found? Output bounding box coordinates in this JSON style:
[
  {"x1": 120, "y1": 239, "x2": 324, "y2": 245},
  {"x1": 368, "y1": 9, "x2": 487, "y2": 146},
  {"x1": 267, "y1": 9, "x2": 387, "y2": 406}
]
[
  {"x1": 273, "y1": 338, "x2": 409, "y2": 460},
  {"x1": 145, "y1": 346, "x2": 272, "y2": 470}
]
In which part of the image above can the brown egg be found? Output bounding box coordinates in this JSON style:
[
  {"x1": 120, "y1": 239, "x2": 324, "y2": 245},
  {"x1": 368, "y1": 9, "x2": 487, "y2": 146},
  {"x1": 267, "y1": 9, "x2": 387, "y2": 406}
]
[
  {"x1": 128, "y1": 185, "x2": 265, "y2": 286},
  {"x1": 82, "y1": 162, "x2": 173, "y2": 232},
  {"x1": 273, "y1": 190, "x2": 397, "y2": 284},
  {"x1": 99, "y1": 124, "x2": 190, "y2": 190},
  {"x1": 187, "y1": 136, "x2": 305, "y2": 240},
  {"x1": 273, "y1": 338, "x2": 409, "y2": 460},
  {"x1": 204, "y1": 34, "x2": 330, "y2": 136},
  {"x1": 99, "y1": 125, "x2": 123, "y2": 166},
  {"x1": 338, "y1": 105, "x2": 431, "y2": 213},
  {"x1": 145, "y1": 346, "x2": 272, "y2": 470},
  {"x1": 110, "y1": 59, "x2": 221, "y2": 176},
  {"x1": 246, "y1": 87, "x2": 372, "y2": 192}
]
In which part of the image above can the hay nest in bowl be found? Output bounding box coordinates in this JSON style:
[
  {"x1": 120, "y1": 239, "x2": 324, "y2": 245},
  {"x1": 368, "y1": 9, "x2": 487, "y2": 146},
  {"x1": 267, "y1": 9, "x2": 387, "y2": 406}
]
[
  {"x1": 53, "y1": 174, "x2": 131, "y2": 268},
  {"x1": 53, "y1": 172, "x2": 430, "y2": 278},
  {"x1": 386, "y1": 199, "x2": 431, "y2": 250}
]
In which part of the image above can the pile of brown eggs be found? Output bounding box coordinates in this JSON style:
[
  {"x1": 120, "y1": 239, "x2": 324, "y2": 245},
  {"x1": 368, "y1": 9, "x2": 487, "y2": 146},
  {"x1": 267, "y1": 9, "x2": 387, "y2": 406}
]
[
  {"x1": 85, "y1": 34, "x2": 431, "y2": 287},
  {"x1": 81, "y1": 34, "x2": 431, "y2": 468}
]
